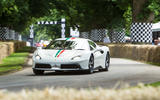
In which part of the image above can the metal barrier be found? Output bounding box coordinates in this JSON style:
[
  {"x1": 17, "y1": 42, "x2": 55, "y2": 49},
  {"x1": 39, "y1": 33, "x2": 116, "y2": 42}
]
[
  {"x1": 0, "y1": 27, "x2": 22, "y2": 41},
  {"x1": 80, "y1": 29, "x2": 125, "y2": 43},
  {"x1": 80, "y1": 29, "x2": 106, "y2": 42}
]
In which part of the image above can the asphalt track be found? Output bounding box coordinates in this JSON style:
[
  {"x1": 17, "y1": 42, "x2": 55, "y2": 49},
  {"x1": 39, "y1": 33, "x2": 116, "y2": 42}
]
[{"x1": 0, "y1": 55, "x2": 160, "y2": 91}]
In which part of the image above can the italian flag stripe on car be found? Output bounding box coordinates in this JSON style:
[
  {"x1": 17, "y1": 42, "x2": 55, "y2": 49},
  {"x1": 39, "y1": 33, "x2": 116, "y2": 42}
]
[
  {"x1": 55, "y1": 50, "x2": 65, "y2": 58},
  {"x1": 55, "y1": 50, "x2": 62, "y2": 57},
  {"x1": 57, "y1": 50, "x2": 65, "y2": 57},
  {"x1": 66, "y1": 38, "x2": 70, "y2": 40},
  {"x1": 71, "y1": 37, "x2": 75, "y2": 40},
  {"x1": 55, "y1": 38, "x2": 76, "y2": 58},
  {"x1": 66, "y1": 37, "x2": 75, "y2": 40}
]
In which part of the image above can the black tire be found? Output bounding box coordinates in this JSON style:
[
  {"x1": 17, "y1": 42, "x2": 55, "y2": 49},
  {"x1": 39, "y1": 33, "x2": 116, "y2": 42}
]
[
  {"x1": 33, "y1": 69, "x2": 44, "y2": 75},
  {"x1": 104, "y1": 52, "x2": 110, "y2": 71},
  {"x1": 87, "y1": 55, "x2": 94, "y2": 74}
]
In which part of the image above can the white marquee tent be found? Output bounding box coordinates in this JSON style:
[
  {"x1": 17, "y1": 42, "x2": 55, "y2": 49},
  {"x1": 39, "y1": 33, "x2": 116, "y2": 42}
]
[{"x1": 152, "y1": 22, "x2": 160, "y2": 32}]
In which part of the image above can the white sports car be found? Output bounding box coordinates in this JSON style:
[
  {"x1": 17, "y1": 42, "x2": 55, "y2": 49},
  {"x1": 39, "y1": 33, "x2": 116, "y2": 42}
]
[{"x1": 32, "y1": 37, "x2": 110, "y2": 75}]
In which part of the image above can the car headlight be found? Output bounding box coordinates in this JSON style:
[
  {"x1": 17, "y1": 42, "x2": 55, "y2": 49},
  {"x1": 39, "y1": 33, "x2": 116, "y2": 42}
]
[
  {"x1": 35, "y1": 55, "x2": 41, "y2": 60},
  {"x1": 71, "y1": 55, "x2": 81, "y2": 60}
]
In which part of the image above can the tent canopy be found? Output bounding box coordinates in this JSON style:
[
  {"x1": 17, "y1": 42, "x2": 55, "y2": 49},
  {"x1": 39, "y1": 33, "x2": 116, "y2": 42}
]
[{"x1": 152, "y1": 22, "x2": 160, "y2": 32}]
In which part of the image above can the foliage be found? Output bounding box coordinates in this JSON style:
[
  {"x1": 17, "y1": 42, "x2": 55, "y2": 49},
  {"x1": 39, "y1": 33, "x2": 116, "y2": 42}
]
[
  {"x1": 1, "y1": 0, "x2": 160, "y2": 37},
  {"x1": 112, "y1": 0, "x2": 160, "y2": 23},
  {"x1": 147, "y1": 81, "x2": 160, "y2": 87},
  {"x1": 123, "y1": 6, "x2": 132, "y2": 35},
  {"x1": 32, "y1": 0, "x2": 160, "y2": 38},
  {"x1": 148, "y1": 0, "x2": 160, "y2": 23},
  {"x1": 57, "y1": 0, "x2": 127, "y2": 32},
  {"x1": 0, "y1": 0, "x2": 54, "y2": 32}
]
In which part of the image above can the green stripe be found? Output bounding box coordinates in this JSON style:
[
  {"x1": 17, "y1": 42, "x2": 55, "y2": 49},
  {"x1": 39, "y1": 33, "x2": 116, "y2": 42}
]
[
  {"x1": 55, "y1": 50, "x2": 62, "y2": 57},
  {"x1": 65, "y1": 38, "x2": 70, "y2": 41}
]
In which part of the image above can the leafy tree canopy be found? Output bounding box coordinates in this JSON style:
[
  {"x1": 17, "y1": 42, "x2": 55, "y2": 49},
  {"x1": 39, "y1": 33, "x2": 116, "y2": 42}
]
[
  {"x1": 112, "y1": 0, "x2": 160, "y2": 22},
  {"x1": 1, "y1": 0, "x2": 160, "y2": 35},
  {"x1": 56, "y1": 0, "x2": 127, "y2": 32},
  {"x1": 0, "y1": 0, "x2": 54, "y2": 32}
]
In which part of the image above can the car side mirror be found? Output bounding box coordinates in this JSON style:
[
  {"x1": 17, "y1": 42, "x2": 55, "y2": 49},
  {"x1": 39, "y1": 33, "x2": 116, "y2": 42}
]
[
  {"x1": 94, "y1": 49, "x2": 104, "y2": 54},
  {"x1": 100, "y1": 50, "x2": 104, "y2": 54}
]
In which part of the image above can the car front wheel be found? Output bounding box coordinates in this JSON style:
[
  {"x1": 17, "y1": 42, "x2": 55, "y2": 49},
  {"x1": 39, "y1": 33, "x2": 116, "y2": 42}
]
[
  {"x1": 33, "y1": 69, "x2": 44, "y2": 75},
  {"x1": 104, "y1": 52, "x2": 110, "y2": 71},
  {"x1": 87, "y1": 55, "x2": 94, "y2": 74}
]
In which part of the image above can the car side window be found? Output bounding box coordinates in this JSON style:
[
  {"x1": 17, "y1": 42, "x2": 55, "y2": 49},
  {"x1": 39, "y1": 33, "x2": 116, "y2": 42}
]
[
  {"x1": 89, "y1": 45, "x2": 94, "y2": 51},
  {"x1": 88, "y1": 41, "x2": 97, "y2": 50}
]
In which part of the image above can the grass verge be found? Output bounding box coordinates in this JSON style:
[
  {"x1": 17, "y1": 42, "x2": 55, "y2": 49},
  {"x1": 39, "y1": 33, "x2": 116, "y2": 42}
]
[
  {"x1": 0, "y1": 47, "x2": 32, "y2": 75},
  {"x1": 146, "y1": 82, "x2": 160, "y2": 87},
  {"x1": 147, "y1": 62, "x2": 160, "y2": 67}
]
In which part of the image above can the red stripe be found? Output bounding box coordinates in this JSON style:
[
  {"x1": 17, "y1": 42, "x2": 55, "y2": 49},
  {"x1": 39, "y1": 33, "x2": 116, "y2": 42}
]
[
  {"x1": 71, "y1": 37, "x2": 75, "y2": 40},
  {"x1": 57, "y1": 50, "x2": 65, "y2": 57}
]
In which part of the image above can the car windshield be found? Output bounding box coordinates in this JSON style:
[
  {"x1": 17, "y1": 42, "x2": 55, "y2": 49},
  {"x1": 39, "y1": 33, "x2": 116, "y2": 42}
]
[{"x1": 45, "y1": 40, "x2": 78, "y2": 50}]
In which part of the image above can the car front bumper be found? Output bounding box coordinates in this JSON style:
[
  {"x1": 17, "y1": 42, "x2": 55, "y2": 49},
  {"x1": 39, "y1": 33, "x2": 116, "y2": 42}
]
[
  {"x1": 32, "y1": 68, "x2": 88, "y2": 71},
  {"x1": 32, "y1": 59, "x2": 89, "y2": 71}
]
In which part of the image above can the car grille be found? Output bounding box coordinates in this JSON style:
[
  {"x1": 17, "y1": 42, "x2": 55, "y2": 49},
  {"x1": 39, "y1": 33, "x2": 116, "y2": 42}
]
[
  {"x1": 61, "y1": 64, "x2": 81, "y2": 69},
  {"x1": 35, "y1": 64, "x2": 51, "y2": 68}
]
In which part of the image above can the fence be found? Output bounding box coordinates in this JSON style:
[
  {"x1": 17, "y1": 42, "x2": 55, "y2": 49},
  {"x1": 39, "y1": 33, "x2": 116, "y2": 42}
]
[
  {"x1": 80, "y1": 29, "x2": 106, "y2": 42},
  {"x1": 131, "y1": 22, "x2": 152, "y2": 43},
  {"x1": 80, "y1": 29, "x2": 126, "y2": 43},
  {"x1": 108, "y1": 29, "x2": 126, "y2": 43},
  {"x1": 0, "y1": 27, "x2": 22, "y2": 41}
]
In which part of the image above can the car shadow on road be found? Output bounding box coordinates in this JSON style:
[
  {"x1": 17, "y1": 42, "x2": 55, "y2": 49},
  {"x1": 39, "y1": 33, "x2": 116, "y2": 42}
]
[{"x1": 27, "y1": 70, "x2": 105, "y2": 76}]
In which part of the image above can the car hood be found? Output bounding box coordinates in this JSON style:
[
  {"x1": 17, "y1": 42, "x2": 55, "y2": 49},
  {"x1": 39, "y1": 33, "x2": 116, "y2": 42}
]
[{"x1": 35, "y1": 49, "x2": 86, "y2": 60}]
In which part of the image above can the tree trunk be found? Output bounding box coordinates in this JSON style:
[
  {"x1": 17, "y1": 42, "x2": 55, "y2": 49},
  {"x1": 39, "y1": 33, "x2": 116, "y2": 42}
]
[
  {"x1": 108, "y1": 29, "x2": 114, "y2": 42},
  {"x1": 147, "y1": 12, "x2": 155, "y2": 22},
  {"x1": 132, "y1": 0, "x2": 148, "y2": 22},
  {"x1": 131, "y1": 0, "x2": 153, "y2": 44}
]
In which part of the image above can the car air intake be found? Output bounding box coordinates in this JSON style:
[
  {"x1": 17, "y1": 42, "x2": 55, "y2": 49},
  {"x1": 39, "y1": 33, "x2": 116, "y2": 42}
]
[
  {"x1": 35, "y1": 64, "x2": 51, "y2": 68},
  {"x1": 61, "y1": 64, "x2": 81, "y2": 69}
]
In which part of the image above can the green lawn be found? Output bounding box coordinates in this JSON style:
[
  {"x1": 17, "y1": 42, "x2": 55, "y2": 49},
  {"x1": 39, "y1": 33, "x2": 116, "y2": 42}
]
[
  {"x1": 146, "y1": 82, "x2": 160, "y2": 87},
  {"x1": 0, "y1": 47, "x2": 32, "y2": 75},
  {"x1": 147, "y1": 62, "x2": 160, "y2": 66}
]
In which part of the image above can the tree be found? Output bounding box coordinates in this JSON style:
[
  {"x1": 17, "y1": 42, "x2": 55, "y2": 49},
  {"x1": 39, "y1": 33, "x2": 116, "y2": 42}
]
[
  {"x1": 132, "y1": 0, "x2": 160, "y2": 22},
  {"x1": 131, "y1": 0, "x2": 160, "y2": 43},
  {"x1": 0, "y1": 0, "x2": 55, "y2": 32},
  {"x1": 51, "y1": 0, "x2": 128, "y2": 42},
  {"x1": 112, "y1": 0, "x2": 160, "y2": 43},
  {"x1": 56, "y1": 0, "x2": 126, "y2": 31}
]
